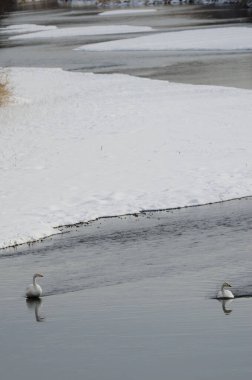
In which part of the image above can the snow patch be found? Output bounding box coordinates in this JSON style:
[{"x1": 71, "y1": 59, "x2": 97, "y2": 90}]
[
  {"x1": 9, "y1": 25, "x2": 153, "y2": 40},
  {"x1": 76, "y1": 26, "x2": 252, "y2": 51},
  {"x1": 0, "y1": 24, "x2": 57, "y2": 35},
  {"x1": 1, "y1": 67, "x2": 252, "y2": 249},
  {"x1": 99, "y1": 9, "x2": 157, "y2": 15}
]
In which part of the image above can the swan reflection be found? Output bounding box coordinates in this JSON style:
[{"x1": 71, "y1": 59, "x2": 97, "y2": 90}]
[
  {"x1": 219, "y1": 299, "x2": 233, "y2": 315},
  {"x1": 26, "y1": 298, "x2": 45, "y2": 322}
]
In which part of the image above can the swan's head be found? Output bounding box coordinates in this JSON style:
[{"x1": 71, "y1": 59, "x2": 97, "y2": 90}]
[
  {"x1": 34, "y1": 273, "x2": 44, "y2": 279},
  {"x1": 223, "y1": 282, "x2": 232, "y2": 288}
]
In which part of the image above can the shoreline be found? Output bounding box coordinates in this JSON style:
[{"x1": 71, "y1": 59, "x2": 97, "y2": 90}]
[{"x1": 2, "y1": 194, "x2": 251, "y2": 252}]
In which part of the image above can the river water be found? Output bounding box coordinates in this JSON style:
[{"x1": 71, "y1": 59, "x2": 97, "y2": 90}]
[
  {"x1": 1, "y1": 198, "x2": 252, "y2": 380},
  {"x1": 1, "y1": 3, "x2": 252, "y2": 380}
]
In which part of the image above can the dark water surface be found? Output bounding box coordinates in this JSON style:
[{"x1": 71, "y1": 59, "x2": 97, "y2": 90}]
[{"x1": 1, "y1": 198, "x2": 252, "y2": 380}]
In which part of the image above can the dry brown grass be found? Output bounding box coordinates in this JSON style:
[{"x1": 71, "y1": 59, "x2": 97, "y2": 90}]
[{"x1": 0, "y1": 71, "x2": 10, "y2": 106}]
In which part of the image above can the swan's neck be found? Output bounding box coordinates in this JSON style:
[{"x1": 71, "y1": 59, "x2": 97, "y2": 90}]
[
  {"x1": 221, "y1": 284, "x2": 226, "y2": 291},
  {"x1": 33, "y1": 275, "x2": 38, "y2": 286}
]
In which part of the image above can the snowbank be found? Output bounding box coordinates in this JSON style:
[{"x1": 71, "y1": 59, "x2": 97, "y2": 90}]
[
  {"x1": 1, "y1": 67, "x2": 252, "y2": 249},
  {"x1": 99, "y1": 9, "x2": 157, "y2": 16},
  {"x1": 8, "y1": 25, "x2": 153, "y2": 40},
  {"x1": 0, "y1": 24, "x2": 57, "y2": 35},
  {"x1": 76, "y1": 26, "x2": 252, "y2": 51}
]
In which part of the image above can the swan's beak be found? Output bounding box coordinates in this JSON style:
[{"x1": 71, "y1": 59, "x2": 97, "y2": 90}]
[
  {"x1": 227, "y1": 283, "x2": 232, "y2": 287},
  {"x1": 38, "y1": 274, "x2": 44, "y2": 278}
]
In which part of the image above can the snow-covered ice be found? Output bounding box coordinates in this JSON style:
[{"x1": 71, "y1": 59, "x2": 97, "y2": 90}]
[
  {"x1": 0, "y1": 24, "x2": 57, "y2": 35},
  {"x1": 1, "y1": 67, "x2": 252, "y2": 249},
  {"x1": 76, "y1": 26, "x2": 252, "y2": 51},
  {"x1": 8, "y1": 24, "x2": 153, "y2": 40},
  {"x1": 99, "y1": 9, "x2": 157, "y2": 16}
]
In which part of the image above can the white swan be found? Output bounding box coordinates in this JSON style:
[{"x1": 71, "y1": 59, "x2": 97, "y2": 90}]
[
  {"x1": 217, "y1": 282, "x2": 234, "y2": 299},
  {"x1": 26, "y1": 273, "x2": 44, "y2": 299}
]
